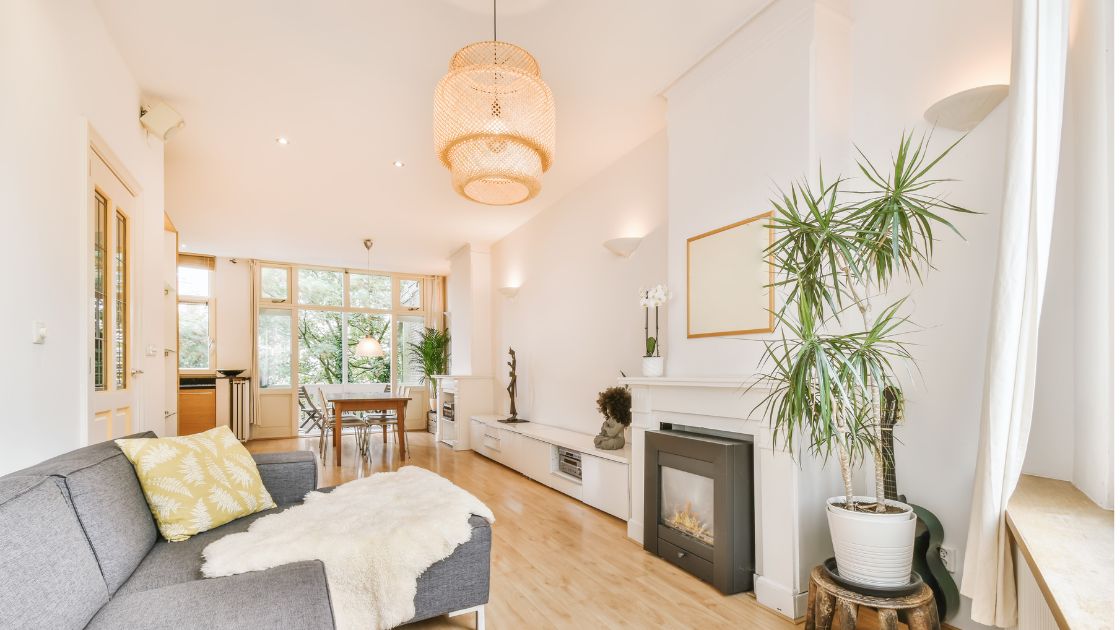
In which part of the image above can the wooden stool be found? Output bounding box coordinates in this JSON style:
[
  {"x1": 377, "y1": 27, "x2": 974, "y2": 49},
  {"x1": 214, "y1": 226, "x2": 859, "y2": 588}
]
[{"x1": 805, "y1": 565, "x2": 940, "y2": 630}]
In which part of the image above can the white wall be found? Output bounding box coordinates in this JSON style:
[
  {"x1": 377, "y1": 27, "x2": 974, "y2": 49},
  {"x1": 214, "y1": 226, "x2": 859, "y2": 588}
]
[
  {"x1": 1065, "y1": 0, "x2": 1115, "y2": 509},
  {"x1": 447, "y1": 245, "x2": 492, "y2": 377},
  {"x1": 0, "y1": 0, "x2": 166, "y2": 472},
  {"x1": 1024, "y1": 0, "x2": 1116, "y2": 507},
  {"x1": 489, "y1": 132, "x2": 668, "y2": 435},
  {"x1": 213, "y1": 258, "x2": 252, "y2": 430},
  {"x1": 663, "y1": 1, "x2": 1012, "y2": 628}
]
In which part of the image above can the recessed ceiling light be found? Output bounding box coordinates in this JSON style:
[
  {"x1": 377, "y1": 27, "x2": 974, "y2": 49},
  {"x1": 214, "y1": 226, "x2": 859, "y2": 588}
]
[
  {"x1": 275, "y1": 137, "x2": 289, "y2": 145},
  {"x1": 393, "y1": 160, "x2": 405, "y2": 168}
]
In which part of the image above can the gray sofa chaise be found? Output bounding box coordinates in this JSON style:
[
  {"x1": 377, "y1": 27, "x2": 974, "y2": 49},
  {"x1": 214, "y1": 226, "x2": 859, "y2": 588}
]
[{"x1": 0, "y1": 433, "x2": 491, "y2": 629}]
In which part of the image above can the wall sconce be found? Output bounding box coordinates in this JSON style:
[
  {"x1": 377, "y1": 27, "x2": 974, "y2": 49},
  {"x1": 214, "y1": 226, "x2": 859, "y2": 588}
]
[
  {"x1": 498, "y1": 286, "x2": 520, "y2": 298},
  {"x1": 924, "y1": 84, "x2": 1010, "y2": 131},
  {"x1": 603, "y1": 237, "x2": 643, "y2": 258}
]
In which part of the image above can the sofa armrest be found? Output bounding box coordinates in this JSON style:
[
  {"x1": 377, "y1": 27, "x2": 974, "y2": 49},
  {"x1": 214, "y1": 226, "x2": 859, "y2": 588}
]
[
  {"x1": 253, "y1": 451, "x2": 318, "y2": 504},
  {"x1": 86, "y1": 561, "x2": 335, "y2": 630}
]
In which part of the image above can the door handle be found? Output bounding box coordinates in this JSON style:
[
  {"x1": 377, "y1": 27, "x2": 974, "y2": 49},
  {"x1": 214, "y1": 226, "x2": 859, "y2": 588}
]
[{"x1": 130, "y1": 369, "x2": 144, "y2": 376}]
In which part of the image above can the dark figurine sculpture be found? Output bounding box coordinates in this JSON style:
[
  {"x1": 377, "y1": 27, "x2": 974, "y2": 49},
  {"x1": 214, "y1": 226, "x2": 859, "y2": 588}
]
[
  {"x1": 594, "y1": 386, "x2": 632, "y2": 450},
  {"x1": 499, "y1": 347, "x2": 528, "y2": 423},
  {"x1": 506, "y1": 347, "x2": 518, "y2": 420}
]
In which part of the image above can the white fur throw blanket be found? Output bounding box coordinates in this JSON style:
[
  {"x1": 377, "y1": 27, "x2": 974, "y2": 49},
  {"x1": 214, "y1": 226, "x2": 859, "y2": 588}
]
[{"x1": 201, "y1": 466, "x2": 494, "y2": 630}]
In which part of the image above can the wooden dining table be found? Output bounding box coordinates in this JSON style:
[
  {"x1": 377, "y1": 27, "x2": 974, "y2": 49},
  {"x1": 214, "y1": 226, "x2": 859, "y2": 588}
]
[{"x1": 325, "y1": 392, "x2": 410, "y2": 465}]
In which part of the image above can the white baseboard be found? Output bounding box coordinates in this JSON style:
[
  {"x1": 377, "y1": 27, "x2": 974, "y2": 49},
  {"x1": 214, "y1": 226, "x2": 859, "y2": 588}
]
[{"x1": 754, "y1": 574, "x2": 805, "y2": 619}]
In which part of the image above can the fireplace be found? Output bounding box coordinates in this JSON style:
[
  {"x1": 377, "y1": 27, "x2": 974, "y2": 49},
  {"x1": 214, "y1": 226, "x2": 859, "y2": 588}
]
[{"x1": 644, "y1": 428, "x2": 753, "y2": 594}]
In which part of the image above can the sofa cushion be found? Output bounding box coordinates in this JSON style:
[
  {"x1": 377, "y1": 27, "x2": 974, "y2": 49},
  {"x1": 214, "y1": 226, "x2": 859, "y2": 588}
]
[
  {"x1": 115, "y1": 502, "x2": 290, "y2": 597},
  {"x1": 13, "y1": 433, "x2": 158, "y2": 594},
  {"x1": 86, "y1": 560, "x2": 335, "y2": 630},
  {"x1": 116, "y1": 426, "x2": 277, "y2": 542},
  {"x1": 0, "y1": 476, "x2": 110, "y2": 629}
]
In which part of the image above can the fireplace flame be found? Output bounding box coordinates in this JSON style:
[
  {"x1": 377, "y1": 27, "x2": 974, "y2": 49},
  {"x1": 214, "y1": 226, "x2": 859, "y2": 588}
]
[{"x1": 667, "y1": 501, "x2": 714, "y2": 546}]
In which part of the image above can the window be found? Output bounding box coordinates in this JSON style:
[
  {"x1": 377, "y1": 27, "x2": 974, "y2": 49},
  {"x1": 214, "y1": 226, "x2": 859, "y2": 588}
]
[
  {"x1": 256, "y1": 263, "x2": 440, "y2": 389},
  {"x1": 261, "y1": 266, "x2": 288, "y2": 302},
  {"x1": 178, "y1": 254, "x2": 215, "y2": 372},
  {"x1": 398, "y1": 278, "x2": 422, "y2": 310},
  {"x1": 93, "y1": 192, "x2": 108, "y2": 391},
  {"x1": 350, "y1": 273, "x2": 391, "y2": 310},
  {"x1": 257, "y1": 308, "x2": 291, "y2": 389},
  {"x1": 298, "y1": 268, "x2": 343, "y2": 306}
]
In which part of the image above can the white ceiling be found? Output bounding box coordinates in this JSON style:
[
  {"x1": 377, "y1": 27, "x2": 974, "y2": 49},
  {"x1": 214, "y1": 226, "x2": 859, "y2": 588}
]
[{"x1": 94, "y1": 0, "x2": 769, "y2": 273}]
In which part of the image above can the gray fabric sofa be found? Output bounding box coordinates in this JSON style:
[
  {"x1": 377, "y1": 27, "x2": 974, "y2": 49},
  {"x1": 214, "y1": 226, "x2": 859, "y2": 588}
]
[{"x1": 0, "y1": 433, "x2": 491, "y2": 629}]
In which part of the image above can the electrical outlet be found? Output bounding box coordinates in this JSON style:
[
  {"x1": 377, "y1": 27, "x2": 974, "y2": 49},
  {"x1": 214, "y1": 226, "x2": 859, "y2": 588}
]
[{"x1": 938, "y1": 545, "x2": 957, "y2": 574}]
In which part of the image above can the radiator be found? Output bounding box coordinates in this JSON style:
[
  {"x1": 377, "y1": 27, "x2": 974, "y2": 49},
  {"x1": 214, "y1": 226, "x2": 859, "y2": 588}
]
[{"x1": 1013, "y1": 549, "x2": 1060, "y2": 630}]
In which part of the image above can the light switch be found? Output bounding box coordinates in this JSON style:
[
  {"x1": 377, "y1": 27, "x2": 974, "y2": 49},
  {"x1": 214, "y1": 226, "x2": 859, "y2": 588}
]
[
  {"x1": 146, "y1": 344, "x2": 158, "y2": 357},
  {"x1": 32, "y1": 321, "x2": 47, "y2": 344}
]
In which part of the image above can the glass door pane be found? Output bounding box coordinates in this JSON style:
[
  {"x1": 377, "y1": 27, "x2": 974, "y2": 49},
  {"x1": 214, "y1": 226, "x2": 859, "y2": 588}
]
[
  {"x1": 258, "y1": 309, "x2": 292, "y2": 389},
  {"x1": 113, "y1": 211, "x2": 128, "y2": 390},
  {"x1": 347, "y1": 313, "x2": 390, "y2": 384},
  {"x1": 298, "y1": 309, "x2": 344, "y2": 384},
  {"x1": 396, "y1": 316, "x2": 425, "y2": 385}
]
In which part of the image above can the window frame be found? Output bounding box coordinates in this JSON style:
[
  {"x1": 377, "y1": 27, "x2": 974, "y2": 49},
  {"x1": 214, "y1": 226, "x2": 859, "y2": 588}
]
[
  {"x1": 253, "y1": 261, "x2": 438, "y2": 389},
  {"x1": 177, "y1": 254, "x2": 216, "y2": 375}
]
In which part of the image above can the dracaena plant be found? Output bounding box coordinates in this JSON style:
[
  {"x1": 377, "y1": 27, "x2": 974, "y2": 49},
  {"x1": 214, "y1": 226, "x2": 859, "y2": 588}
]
[{"x1": 755, "y1": 132, "x2": 975, "y2": 512}]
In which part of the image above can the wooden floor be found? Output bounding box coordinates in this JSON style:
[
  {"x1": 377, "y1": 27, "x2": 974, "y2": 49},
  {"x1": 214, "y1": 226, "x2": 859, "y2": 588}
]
[{"x1": 247, "y1": 432, "x2": 893, "y2": 630}]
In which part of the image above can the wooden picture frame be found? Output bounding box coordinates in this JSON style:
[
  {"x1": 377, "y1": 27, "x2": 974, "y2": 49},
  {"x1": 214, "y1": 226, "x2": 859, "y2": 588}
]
[{"x1": 686, "y1": 211, "x2": 774, "y2": 338}]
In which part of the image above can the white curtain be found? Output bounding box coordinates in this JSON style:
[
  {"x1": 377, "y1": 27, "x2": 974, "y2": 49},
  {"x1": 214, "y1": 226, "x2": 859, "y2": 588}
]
[
  {"x1": 960, "y1": 1, "x2": 1070, "y2": 627},
  {"x1": 248, "y1": 260, "x2": 261, "y2": 430},
  {"x1": 423, "y1": 275, "x2": 446, "y2": 330}
]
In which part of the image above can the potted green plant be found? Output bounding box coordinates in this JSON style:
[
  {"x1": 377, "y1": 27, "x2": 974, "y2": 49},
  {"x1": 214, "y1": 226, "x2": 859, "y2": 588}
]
[
  {"x1": 407, "y1": 327, "x2": 451, "y2": 412},
  {"x1": 755, "y1": 132, "x2": 974, "y2": 587}
]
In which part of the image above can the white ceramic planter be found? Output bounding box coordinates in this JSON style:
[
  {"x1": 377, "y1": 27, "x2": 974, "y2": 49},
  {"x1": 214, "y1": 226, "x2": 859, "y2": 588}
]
[
  {"x1": 826, "y1": 496, "x2": 916, "y2": 587},
  {"x1": 641, "y1": 356, "x2": 665, "y2": 377}
]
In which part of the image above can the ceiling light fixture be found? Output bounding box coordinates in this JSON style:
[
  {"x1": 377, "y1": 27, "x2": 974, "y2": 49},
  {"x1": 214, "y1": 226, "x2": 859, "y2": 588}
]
[
  {"x1": 433, "y1": 0, "x2": 556, "y2": 206},
  {"x1": 393, "y1": 160, "x2": 405, "y2": 168},
  {"x1": 275, "y1": 137, "x2": 289, "y2": 145},
  {"x1": 354, "y1": 239, "x2": 386, "y2": 358}
]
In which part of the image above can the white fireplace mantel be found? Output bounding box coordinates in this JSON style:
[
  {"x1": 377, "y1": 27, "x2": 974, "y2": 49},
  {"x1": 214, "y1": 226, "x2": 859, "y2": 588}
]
[{"x1": 621, "y1": 376, "x2": 837, "y2": 620}]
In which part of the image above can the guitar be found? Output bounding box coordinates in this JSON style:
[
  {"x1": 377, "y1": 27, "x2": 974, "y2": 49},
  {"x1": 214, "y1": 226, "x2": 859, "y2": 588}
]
[{"x1": 881, "y1": 386, "x2": 959, "y2": 621}]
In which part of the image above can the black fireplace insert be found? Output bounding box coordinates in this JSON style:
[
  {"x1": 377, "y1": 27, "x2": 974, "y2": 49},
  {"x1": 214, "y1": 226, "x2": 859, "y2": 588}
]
[{"x1": 644, "y1": 428, "x2": 753, "y2": 594}]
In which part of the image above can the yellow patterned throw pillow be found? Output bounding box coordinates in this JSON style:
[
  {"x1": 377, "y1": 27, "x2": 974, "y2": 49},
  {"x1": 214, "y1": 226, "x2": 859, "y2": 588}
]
[{"x1": 116, "y1": 426, "x2": 277, "y2": 541}]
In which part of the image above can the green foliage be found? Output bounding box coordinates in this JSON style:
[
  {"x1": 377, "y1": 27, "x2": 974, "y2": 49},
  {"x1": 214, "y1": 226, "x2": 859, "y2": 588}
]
[
  {"x1": 645, "y1": 336, "x2": 657, "y2": 357},
  {"x1": 596, "y1": 386, "x2": 633, "y2": 427},
  {"x1": 407, "y1": 327, "x2": 451, "y2": 383},
  {"x1": 757, "y1": 131, "x2": 974, "y2": 503},
  {"x1": 296, "y1": 310, "x2": 390, "y2": 385}
]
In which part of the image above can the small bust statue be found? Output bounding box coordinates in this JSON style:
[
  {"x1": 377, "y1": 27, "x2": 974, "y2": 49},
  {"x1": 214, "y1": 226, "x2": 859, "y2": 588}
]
[
  {"x1": 594, "y1": 416, "x2": 626, "y2": 450},
  {"x1": 593, "y1": 386, "x2": 631, "y2": 451}
]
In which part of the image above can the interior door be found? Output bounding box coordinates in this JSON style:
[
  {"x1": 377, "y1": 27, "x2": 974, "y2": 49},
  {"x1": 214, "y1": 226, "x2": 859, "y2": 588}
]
[{"x1": 89, "y1": 149, "x2": 141, "y2": 443}]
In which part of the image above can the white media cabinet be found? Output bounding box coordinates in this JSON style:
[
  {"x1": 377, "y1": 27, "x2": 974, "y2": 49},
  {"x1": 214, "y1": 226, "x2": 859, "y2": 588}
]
[{"x1": 468, "y1": 415, "x2": 631, "y2": 521}]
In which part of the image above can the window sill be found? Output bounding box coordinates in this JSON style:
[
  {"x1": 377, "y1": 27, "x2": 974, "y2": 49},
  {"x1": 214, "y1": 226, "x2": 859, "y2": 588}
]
[{"x1": 1006, "y1": 475, "x2": 1113, "y2": 630}]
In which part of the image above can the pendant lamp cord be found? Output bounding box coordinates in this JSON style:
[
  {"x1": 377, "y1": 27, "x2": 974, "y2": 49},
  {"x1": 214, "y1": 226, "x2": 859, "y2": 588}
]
[{"x1": 492, "y1": 0, "x2": 497, "y2": 41}]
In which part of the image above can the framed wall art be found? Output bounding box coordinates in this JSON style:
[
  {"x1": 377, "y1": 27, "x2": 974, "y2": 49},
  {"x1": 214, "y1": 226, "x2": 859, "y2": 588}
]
[{"x1": 686, "y1": 211, "x2": 774, "y2": 338}]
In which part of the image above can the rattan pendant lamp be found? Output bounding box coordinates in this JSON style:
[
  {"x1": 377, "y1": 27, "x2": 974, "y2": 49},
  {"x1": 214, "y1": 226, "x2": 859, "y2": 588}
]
[{"x1": 433, "y1": 0, "x2": 556, "y2": 206}]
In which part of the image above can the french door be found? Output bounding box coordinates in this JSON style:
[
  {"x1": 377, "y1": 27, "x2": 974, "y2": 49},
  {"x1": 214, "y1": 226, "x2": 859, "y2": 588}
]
[{"x1": 88, "y1": 148, "x2": 141, "y2": 443}]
